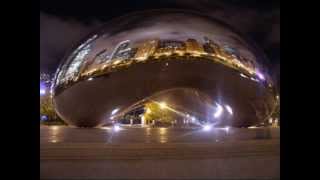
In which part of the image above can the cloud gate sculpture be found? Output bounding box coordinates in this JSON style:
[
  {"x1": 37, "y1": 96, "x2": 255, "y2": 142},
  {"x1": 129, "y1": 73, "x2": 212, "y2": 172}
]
[{"x1": 52, "y1": 10, "x2": 279, "y2": 128}]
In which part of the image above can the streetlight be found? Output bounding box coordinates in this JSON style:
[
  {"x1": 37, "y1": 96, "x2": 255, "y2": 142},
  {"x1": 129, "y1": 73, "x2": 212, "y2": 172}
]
[
  {"x1": 40, "y1": 82, "x2": 46, "y2": 96},
  {"x1": 256, "y1": 69, "x2": 265, "y2": 81},
  {"x1": 225, "y1": 105, "x2": 233, "y2": 115},
  {"x1": 191, "y1": 116, "x2": 196, "y2": 123},
  {"x1": 240, "y1": 73, "x2": 248, "y2": 79},
  {"x1": 141, "y1": 115, "x2": 145, "y2": 126},
  {"x1": 202, "y1": 124, "x2": 212, "y2": 131},
  {"x1": 159, "y1": 102, "x2": 167, "y2": 109},
  {"x1": 146, "y1": 108, "x2": 151, "y2": 114},
  {"x1": 111, "y1": 108, "x2": 120, "y2": 115},
  {"x1": 113, "y1": 124, "x2": 121, "y2": 132},
  {"x1": 224, "y1": 126, "x2": 230, "y2": 133},
  {"x1": 214, "y1": 103, "x2": 223, "y2": 118},
  {"x1": 40, "y1": 115, "x2": 48, "y2": 121},
  {"x1": 40, "y1": 88, "x2": 46, "y2": 96}
]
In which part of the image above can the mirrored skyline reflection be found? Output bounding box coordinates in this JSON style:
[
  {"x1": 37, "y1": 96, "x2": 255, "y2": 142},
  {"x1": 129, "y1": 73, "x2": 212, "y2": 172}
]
[
  {"x1": 53, "y1": 10, "x2": 271, "y2": 91},
  {"x1": 52, "y1": 10, "x2": 278, "y2": 128}
]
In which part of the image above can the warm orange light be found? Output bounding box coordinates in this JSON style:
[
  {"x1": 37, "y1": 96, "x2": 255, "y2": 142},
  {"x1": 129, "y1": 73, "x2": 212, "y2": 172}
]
[{"x1": 159, "y1": 102, "x2": 167, "y2": 109}]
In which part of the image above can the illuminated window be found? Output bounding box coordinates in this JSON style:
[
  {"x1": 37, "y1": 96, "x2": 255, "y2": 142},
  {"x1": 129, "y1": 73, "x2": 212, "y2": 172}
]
[
  {"x1": 64, "y1": 45, "x2": 91, "y2": 81},
  {"x1": 55, "y1": 34, "x2": 98, "y2": 85}
]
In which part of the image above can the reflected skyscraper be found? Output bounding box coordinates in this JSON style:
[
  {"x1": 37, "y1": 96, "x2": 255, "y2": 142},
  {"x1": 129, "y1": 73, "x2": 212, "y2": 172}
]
[
  {"x1": 134, "y1": 39, "x2": 159, "y2": 61},
  {"x1": 52, "y1": 10, "x2": 278, "y2": 127}
]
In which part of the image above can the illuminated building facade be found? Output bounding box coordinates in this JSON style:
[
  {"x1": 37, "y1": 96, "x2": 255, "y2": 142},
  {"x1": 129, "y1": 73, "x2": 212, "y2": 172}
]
[
  {"x1": 185, "y1": 39, "x2": 204, "y2": 55},
  {"x1": 94, "y1": 49, "x2": 110, "y2": 64},
  {"x1": 40, "y1": 73, "x2": 52, "y2": 84},
  {"x1": 203, "y1": 36, "x2": 221, "y2": 55},
  {"x1": 155, "y1": 40, "x2": 186, "y2": 56},
  {"x1": 203, "y1": 43, "x2": 214, "y2": 54},
  {"x1": 52, "y1": 11, "x2": 278, "y2": 127},
  {"x1": 134, "y1": 39, "x2": 159, "y2": 61},
  {"x1": 110, "y1": 40, "x2": 131, "y2": 60}
]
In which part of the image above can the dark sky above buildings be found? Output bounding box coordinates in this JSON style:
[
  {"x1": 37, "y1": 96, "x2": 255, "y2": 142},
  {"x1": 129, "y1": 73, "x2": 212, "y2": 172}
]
[{"x1": 40, "y1": 0, "x2": 280, "y2": 84}]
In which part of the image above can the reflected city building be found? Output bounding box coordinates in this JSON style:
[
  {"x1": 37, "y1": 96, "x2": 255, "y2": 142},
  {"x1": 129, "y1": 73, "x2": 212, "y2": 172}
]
[{"x1": 52, "y1": 10, "x2": 279, "y2": 128}]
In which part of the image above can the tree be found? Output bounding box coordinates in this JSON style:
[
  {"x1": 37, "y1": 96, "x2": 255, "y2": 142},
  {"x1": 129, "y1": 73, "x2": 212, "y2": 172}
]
[
  {"x1": 144, "y1": 102, "x2": 176, "y2": 125},
  {"x1": 40, "y1": 94, "x2": 66, "y2": 125},
  {"x1": 271, "y1": 103, "x2": 280, "y2": 121}
]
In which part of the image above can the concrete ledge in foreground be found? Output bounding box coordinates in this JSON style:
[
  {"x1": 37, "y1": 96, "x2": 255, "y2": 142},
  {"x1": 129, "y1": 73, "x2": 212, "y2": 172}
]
[{"x1": 40, "y1": 139, "x2": 279, "y2": 179}]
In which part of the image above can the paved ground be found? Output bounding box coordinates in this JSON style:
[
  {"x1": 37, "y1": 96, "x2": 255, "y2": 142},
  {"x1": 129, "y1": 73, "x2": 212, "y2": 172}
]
[
  {"x1": 40, "y1": 125, "x2": 279, "y2": 144},
  {"x1": 40, "y1": 126, "x2": 280, "y2": 179}
]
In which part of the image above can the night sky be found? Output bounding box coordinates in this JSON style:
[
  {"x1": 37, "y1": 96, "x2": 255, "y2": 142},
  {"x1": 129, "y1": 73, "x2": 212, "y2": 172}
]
[{"x1": 40, "y1": 0, "x2": 279, "y2": 87}]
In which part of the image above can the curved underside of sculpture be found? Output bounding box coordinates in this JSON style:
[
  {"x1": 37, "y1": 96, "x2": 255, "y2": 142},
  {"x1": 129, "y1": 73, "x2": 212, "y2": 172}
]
[{"x1": 54, "y1": 57, "x2": 276, "y2": 127}]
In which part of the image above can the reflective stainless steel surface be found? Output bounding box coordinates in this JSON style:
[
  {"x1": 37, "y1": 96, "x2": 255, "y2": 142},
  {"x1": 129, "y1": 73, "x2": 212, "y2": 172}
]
[{"x1": 52, "y1": 10, "x2": 279, "y2": 127}]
